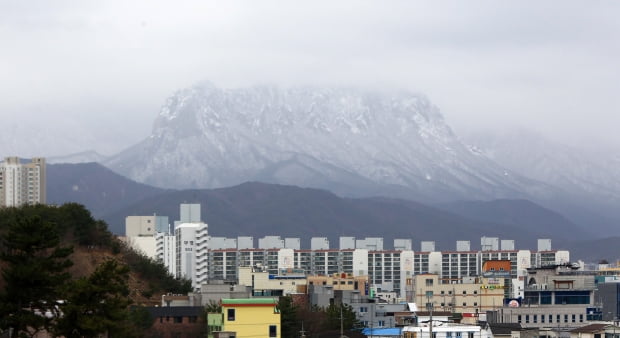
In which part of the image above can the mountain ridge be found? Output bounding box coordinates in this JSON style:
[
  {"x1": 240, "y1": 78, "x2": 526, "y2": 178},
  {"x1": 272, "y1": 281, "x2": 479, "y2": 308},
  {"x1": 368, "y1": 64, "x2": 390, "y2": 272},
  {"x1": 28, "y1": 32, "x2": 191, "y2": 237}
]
[{"x1": 104, "y1": 83, "x2": 554, "y2": 203}]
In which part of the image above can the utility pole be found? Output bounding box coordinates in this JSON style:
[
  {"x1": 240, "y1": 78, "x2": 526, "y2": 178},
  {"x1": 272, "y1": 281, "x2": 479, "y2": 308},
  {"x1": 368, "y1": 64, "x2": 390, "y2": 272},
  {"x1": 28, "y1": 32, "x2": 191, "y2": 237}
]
[
  {"x1": 340, "y1": 304, "x2": 349, "y2": 338},
  {"x1": 299, "y1": 321, "x2": 306, "y2": 338},
  {"x1": 427, "y1": 293, "x2": 434, "y2": 338}
]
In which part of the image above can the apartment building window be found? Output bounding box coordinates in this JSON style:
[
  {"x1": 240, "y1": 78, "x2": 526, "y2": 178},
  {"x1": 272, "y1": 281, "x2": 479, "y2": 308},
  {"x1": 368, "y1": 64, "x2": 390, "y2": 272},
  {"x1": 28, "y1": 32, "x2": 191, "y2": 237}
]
[
  {"x1": 474, "y1": 302, "x2": 478, "y2": 307},
  {"x1": 557, "y1": 314, "x2": 561, "y2": 323},
  {"x1": 468, "y1": 333, "x2": 474, "y2": 338},
  {"x1": 269, "y1": 325, "x2": 277, "y2": 337},
  {"x1": 462, "y1": 302, "x2": 467, "y2": 307},
  {"x1": 456, "y1": 332, "x2": 462, "y2": 338},
  {"x1": 447, "y1": 332, "x2": 452, "y2": 338},
  {"x1": 549, "y1": 314, "x2": 553, "y2": 323},
  {"x1": 473, "y1": 290, "x2": 478, "y2": 295},
  {"x1": 227, "y1": 309, "x2": 235, "y2": 321},
  {"x1": 579, "y1": 314, "x2": 583, "y2": 322},
  {"x1": 378, "y1": 320, "x2": 385, "y2": 327},
  {"x1": 533, "y1": 315, "x2": 537, "y2": 323},
  {"x1": 426, "y1": 278, "x2": 434, "y2": 286},
  {"x1": 564, "y1": 314, "x2": 568, "y2": 323},
  {"x1": 525, "y1": 315, "x2": 529, "y2": 323},
  {"x1": 572, "y1": 314, "x2": 576, "y2": 323},
  {"x1": 463, "y1": 291, "x2": 467, "y2": 295},
  {"x1": 517, "y1": 315, "x2": 522, "y2": 323},
  {"x1": 541, "y1": 315, "x2": 545, "y2": 323}
]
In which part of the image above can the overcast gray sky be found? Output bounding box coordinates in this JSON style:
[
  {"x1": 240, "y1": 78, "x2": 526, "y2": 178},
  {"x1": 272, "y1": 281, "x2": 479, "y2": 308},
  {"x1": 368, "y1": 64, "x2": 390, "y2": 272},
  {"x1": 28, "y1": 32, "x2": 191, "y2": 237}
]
[{"x1": 1, "y1": 0, "x2": 619, "y2": 156}]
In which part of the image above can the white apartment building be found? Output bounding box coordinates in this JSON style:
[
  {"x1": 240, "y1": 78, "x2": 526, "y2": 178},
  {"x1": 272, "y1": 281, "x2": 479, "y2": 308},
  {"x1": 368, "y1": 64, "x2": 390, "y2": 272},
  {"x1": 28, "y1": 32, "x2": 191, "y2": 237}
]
[
  {"x1": 0, "y1": 157, "x2": 46, "y2": 207},
  {"x1": 156, "y1": 232, "x2": 176, "y2": 276},
  {"x1": 175, "y1": 222, "x2": 209, "y2": 288}
]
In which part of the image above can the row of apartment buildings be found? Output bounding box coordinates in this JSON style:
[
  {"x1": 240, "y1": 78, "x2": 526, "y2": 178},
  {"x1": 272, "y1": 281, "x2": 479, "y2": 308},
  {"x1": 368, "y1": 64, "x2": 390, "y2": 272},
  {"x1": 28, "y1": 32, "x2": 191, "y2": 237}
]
[{"x1": 125, "y1": 204, "x2": 570, "y2": 298}]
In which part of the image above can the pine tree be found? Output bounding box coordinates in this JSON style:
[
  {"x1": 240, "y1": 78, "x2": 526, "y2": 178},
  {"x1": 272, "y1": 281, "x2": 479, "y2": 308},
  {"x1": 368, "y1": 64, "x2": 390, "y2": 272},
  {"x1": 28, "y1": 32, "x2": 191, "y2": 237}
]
[
  {"x1": 0, "y1": 215, "x2": 73, "y2": 337},
  {"x1": 54, "y1": 259, "x2": 136, "y2": 338},
  {"x1": 278, "y1": 296, "x2": 300, "y2": 338}
]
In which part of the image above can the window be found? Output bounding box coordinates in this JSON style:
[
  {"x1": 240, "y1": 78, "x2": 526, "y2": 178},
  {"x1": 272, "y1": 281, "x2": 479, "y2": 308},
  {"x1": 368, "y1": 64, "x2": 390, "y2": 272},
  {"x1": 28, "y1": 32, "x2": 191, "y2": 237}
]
[
  {"x1": 426, "y1": 291, "x2": 434, "y2": 298},
  {"x1": 441, "y1": 291, "x2": 445, "y2": 295},
  {"x1": 541, "y1": 315, "x2": 545, "y2": 323},
  {"x1": 518, "y1": 315, "x2": 522, "y2": 323},
  {"x1": 227, "y1": 309, "x2": 235, "y2": 321},
  {"x1": 579, "y1": 314, "x2": 583, "y2": 322},
  {"x1": 378, "y1": 320, "x2": 385, "y2": 327},
  {"x1": 526, "y1": 315, "x2": 530, "y2": 323},
  {"x1": 447, "y1": 332, "x2": 453, "y2": 338},
  {"x1": 549, "y1": 314, "x2": 553, "y2": 323},
  {"x1": 360, "y1": 307, "x2": 368, "y2": 313},
  {"x1": 426, "y1": 278, "x2": 434, "y2": 286},
  {"x1": 269, "y1": 325, "x2": 277, "y2": 337},
  {"x1": 473, "y1": 290, "x2": 478, "y2": 295},
  {"x1": 572, "y1": 314, "x2": 576, "y2": 323},
  {"x1": 463, "y1": 302, "x2": 467, "y2": 306},
  {"x1": 456, "y1": 332, "x2": 462, "y2": 338},
  {"x1": 474, "y1": 302, "x2": 478, "y2": 307},
  {"x1": 564, "y1": 314, "x2": 569, "y2": 323},
  {"x1": 469, "y1": 333, "x2": 474, "y2": 338},
  {"x1": 533, "y1": 315, "x2": 537, "y2": 323},
  {"x1": 174, "y1": 316, "x2": 182, "y2": 323}
]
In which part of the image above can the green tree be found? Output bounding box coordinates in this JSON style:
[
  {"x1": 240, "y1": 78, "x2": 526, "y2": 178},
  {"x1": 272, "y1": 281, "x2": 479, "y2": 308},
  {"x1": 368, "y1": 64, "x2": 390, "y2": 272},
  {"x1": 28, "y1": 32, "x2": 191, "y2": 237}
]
[
  {"x1": 204, "y1": 299, "x2": 222, "y2": 314},
  {"x1": 278, "y1": 296, "x2": 300, "y2": 338},
  {"x1": 324, "y1": 303, "x2": 359, "y2": 331},
  {"x1": 54, "y1": 259, "x2": 136, "y2": 338},
  {"x1": 0, "y1": 215, "x2": 73, "y2": 337}
]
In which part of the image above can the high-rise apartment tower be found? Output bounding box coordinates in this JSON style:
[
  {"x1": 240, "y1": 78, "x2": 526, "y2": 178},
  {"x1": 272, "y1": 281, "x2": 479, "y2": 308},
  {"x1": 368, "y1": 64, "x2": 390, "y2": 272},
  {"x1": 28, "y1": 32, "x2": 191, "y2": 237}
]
[{"x1": 0, "y1": 157, "x2": 46, "y2": 207}]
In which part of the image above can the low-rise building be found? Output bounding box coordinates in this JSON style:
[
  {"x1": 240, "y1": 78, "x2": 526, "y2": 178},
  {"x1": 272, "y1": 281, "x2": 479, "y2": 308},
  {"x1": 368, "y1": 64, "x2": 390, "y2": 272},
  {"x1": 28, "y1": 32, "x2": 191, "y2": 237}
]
[
  {"x1": 411, "y1": 274, "x2": 505, "y2": 323},
  {"x1": 221, "y1": 298, "x2": 280, "y2": 338},
  {"x1": 238, "y1": 266, "x2": 306, "y2": 297}
]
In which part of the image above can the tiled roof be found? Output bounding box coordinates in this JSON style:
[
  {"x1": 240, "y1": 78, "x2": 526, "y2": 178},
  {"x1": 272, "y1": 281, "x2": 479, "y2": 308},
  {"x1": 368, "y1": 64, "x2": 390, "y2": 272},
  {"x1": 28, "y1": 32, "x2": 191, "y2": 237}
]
[{"x1": 570, "y1": 324, "x2": 609, "y2": 333}]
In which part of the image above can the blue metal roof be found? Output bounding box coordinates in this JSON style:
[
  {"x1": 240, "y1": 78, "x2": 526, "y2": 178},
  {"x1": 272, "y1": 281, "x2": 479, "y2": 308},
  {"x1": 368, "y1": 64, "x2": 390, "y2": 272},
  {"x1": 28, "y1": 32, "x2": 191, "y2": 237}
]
[{"x1": 361, "y1": 328, "x2": 402, "y2": 336}]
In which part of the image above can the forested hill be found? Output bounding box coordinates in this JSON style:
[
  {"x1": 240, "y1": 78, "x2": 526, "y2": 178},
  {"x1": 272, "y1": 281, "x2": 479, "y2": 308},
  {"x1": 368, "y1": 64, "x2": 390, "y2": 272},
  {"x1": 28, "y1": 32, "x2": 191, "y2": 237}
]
[{"x1": 0, "y1": 203, "x2": 191, "y2": 337}]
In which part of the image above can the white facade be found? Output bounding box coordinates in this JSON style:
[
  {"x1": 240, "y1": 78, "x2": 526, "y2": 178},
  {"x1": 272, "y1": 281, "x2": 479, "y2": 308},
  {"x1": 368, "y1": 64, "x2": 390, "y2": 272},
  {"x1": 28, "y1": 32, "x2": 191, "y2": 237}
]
[
  {"x1": 353, "y1": 249, "x2": 369, "y2": 276},
  {"x1": 402, "y1": 324, "x2": 494, "y2": 338},
  {"x1": 128, "y1": 236, "x2": 157, "y2": 259},
  {"x1": 0, "y1": 157, "x2": 46, "y2": 207},
  {"x1": 278, "y1": 248, "x2": 295, "y2": 270},
  {"x1": 258, "y1": 236, "x2": 284, "y2": 249},
  {"x1": 174, "y1": 222, "x2": 209, "y2": 288},
  {"x1": 125, "y1": 216, "x2": 157, "y2": 237},
  {"x1": 156, "y1": 233, "x2": 176, "y2": 277},
  {"x1": 311, "y1": 237, "x2": 330, "y2": 250}
]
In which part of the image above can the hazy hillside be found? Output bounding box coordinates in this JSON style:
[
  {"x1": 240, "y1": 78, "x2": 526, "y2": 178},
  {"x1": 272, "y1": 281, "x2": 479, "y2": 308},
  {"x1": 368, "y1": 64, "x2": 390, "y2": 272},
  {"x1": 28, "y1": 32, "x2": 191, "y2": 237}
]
[
  {"x1": 47, "y1": 162, "x2": 168, "y2": 218},
  {"x1": 436, "y1": 199, "x2": 591, "y2": 240},
  {"x1": 101, "y1": 182, "x2": 577, "y2": 250}
]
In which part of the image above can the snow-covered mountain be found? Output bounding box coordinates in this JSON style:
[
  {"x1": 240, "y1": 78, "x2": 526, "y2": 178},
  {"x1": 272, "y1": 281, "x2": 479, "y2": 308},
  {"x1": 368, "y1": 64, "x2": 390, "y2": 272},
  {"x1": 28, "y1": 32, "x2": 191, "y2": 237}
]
[
  {"x1": 464, "y1": 130, "x2": 620, "y2": 227},
  {"x1": 105, "y1": 82, "x2": 553, "y2": 202}
]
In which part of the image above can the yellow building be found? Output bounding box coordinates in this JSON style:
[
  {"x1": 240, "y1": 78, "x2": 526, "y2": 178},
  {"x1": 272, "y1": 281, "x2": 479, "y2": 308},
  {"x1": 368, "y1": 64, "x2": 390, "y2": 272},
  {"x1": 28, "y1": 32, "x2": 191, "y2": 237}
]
[{"x1": 221, "y1": 298, "x2": 280, "y2": 338}]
